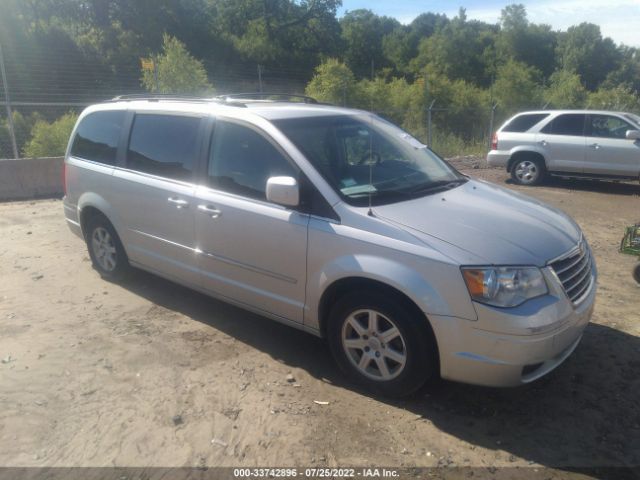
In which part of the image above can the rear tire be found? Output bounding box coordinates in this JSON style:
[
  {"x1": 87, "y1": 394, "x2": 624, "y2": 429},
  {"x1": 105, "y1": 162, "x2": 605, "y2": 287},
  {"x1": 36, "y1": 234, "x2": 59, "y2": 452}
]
[
  {"x1": 327, "y1": 290, "x2": 437, "y2": 398},
  {"x1": 84, "y1": 214, "x2": 129, "y2": 280},
  {"x1": 633, "y1": 263, "x2": 640, "y2": 284},
  {"x1": 511, "y1": 156, "x2": 545, "y2": 186}
]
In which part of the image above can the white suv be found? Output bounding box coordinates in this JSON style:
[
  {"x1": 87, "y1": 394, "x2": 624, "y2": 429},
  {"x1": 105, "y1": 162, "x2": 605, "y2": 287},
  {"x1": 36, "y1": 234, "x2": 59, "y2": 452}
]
[
  {"x1": 63, "y1": 95, "x2": 597, "y2": 396},
  {"x1": 487, "y1": 110, "x2": 640, "y2": 185}
]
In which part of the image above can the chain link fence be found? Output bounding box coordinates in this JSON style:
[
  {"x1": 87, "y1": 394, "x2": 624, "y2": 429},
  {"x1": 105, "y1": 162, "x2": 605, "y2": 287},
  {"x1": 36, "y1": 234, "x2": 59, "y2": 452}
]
[{"x1": 1, "y1": 48, "x2": 500, "y2": 160}]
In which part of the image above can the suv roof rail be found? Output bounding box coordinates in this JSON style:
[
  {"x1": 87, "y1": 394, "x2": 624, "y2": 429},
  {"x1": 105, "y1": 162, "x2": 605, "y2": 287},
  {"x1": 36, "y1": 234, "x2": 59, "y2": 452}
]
[
  {"x1": 215, "y1": 93, "x2": 319, "y2": 104},
  {"x1": 109, "y1": 94, "x2": 213, "y2": 102}
]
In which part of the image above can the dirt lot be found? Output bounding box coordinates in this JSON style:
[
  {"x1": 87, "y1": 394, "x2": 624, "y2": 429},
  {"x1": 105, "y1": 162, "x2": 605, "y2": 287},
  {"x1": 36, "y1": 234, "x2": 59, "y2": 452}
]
[{"x1": 1, "y1": 159, "x2": 639, "y2": 477}]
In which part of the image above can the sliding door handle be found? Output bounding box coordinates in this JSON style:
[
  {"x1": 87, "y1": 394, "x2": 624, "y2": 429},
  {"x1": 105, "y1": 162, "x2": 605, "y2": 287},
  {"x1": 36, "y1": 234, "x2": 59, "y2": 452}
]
[{"x1": 168, "y1": 197, "x2": 189, "y2": 209}]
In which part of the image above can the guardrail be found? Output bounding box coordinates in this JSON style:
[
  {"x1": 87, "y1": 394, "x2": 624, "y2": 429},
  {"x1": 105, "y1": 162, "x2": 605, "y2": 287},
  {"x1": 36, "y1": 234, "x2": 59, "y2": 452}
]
[{"x1": 0, "y1": 156, "x2": 63, "y2": 201}]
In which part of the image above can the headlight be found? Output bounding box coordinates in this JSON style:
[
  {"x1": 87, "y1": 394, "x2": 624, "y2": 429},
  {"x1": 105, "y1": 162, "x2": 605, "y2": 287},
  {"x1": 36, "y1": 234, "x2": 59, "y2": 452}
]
[{"x1": 461, "y1": 266, "x2": 548, "y2": 307}]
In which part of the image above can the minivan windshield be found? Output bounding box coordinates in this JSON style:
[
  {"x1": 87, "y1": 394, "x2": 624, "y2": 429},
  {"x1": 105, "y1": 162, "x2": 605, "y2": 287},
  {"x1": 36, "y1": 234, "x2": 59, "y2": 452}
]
[{"x1": 274, "y1": 114, "x2": 466, "y2": 206}]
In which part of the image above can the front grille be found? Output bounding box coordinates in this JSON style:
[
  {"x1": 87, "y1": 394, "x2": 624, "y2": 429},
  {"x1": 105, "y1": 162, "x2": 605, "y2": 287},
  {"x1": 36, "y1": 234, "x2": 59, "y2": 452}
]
[{"x1": 549, "y1": 241, "x2": 593, "y2": 304}]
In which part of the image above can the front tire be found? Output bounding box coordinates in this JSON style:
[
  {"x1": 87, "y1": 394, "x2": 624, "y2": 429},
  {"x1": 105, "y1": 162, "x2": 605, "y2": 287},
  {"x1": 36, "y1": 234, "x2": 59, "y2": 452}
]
[
  {"x1": 84, "y1": 214, "x2": 129, "y2": 280},
  {"x1": 511, "y1": 157, "x2": 545, "y2": 185},
  {"x1": 633, "y1": 263, "x2": 640, "y2": 284},
  {"x1": 327, "y1": 290, "x2": 437, "y2": 397}
]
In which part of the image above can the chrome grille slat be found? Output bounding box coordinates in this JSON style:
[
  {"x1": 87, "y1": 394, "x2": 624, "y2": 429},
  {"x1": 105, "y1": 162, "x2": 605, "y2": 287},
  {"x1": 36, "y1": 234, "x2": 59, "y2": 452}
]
[
  {"x1": 557, "y1": 253, "x2": 590, "y2": 283},
  {"x1": 565, "y1": 263, "x2": 591, "y2": 293},
  {"x1": 571, "y1": 275, "x2": 592, "y2": 302},
  {"x1": 549, "y1": 241, "x2": 593, "y2": 304},
  {"x1": 554, "y1": 253, "x2": 586, "y2": 276}
]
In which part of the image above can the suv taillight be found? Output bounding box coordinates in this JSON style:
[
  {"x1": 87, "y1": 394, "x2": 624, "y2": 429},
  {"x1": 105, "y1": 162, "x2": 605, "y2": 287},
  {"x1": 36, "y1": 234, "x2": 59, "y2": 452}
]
[
  {"x1": 62, "y1": 161, "x2": 67, "y2": 196},
  {"x1": 491, "y1": 132, "x2": 498, "y2": 151}
]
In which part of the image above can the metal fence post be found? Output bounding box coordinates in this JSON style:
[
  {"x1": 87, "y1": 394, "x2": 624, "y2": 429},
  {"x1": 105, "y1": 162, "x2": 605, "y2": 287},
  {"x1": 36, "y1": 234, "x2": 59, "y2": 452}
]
[
  {"x1": 0, "y1": 40, "x2": 19, "y2": 159},
  {"x1": 487, "y1": 103, "x2": 497, "y2": 149},
  {"x1": 427, "y1": 99, "x2": 436, "y2": 147}
]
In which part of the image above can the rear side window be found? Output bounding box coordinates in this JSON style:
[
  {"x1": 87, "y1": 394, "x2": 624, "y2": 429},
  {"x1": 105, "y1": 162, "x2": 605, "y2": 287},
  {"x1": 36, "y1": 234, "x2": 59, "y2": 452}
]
[
  {"x1": 540, "y1": 114, "x2": 586, "y2": 136},
  {"x1": 127, "y1": 114, "x2": 201, "y2": 182},
  {"x1": 502, "y1": 114, "x2": 549, "y2": 133},
  {"x1": 208, "y1": 121, "x2": 298, "y2": 201},
  {"x1": 71, "y1": 110, "x2": 125, "y2": 165}
]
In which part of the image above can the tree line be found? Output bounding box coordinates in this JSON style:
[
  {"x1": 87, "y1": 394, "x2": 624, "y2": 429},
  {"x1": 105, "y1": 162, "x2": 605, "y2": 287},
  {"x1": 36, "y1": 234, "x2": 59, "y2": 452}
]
[{"x1": 1, "y1": 1, "x2": 639, "y2": 158}]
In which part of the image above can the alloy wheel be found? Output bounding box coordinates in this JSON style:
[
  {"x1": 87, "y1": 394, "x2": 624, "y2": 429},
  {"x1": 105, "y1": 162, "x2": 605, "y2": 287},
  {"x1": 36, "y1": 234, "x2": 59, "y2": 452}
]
[
  {"x1": 341, "y1": 309, "x2": 408, "y2": 381},
  {"x1": 91, "y1": 227, "x2": 117, "y2": 272},
  {"x1": 514, "y1": 160, "x2": 539, "y2": 184}
]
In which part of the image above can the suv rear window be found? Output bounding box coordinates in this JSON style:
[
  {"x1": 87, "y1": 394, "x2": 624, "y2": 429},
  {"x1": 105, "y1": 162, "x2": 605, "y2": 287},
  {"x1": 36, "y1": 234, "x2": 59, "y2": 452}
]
[
  {"x1": 127, "y1": 114, "x2": 201, "y2": 182},
  {"x1": 71, "y1": 110, "x2": 125, "y2": 165},
  {"x1": 540, "y1": 114, "x2": 586, "y2": 136},
  {"x1": 502, "y1": 114, "x2": 549, "y2": 132}
]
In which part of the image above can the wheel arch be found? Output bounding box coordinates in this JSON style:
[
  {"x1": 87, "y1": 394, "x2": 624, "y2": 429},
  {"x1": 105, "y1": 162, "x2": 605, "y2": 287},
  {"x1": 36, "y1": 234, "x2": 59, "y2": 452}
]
[
  {"x1": 77, "y1": 195, "x2": 129, "y2": 262},
  {"x1": 318, "y1": 277, "x2": 428, "y2": 335},
  {"x1": 77, "y1": 193, "x2": 118, "y2": 238},
  {"x1": 507, "y1": 149, "x2": 547, "y2": 173}
]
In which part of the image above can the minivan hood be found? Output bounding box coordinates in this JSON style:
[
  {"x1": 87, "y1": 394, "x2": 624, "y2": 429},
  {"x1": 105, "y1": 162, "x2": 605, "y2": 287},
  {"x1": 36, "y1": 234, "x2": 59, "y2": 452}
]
[{"x1": 373, "y1": 179, "x2": 581, "y2": 266}]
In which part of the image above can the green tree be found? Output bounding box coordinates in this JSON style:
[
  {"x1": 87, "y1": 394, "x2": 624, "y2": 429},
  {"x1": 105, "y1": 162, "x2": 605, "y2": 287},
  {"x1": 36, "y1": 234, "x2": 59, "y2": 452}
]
[
  {"x1": 543, "y1": 70, "x2": 588, "y2": 108},
  {"x1": 382, "y1": 13, "x2": 448, "y2": 75},
  {"x1": 23, "y1": 112, "x2": 78, "y2": 158},
  {"x1": 142, "y1": 34, "x2": 213, "y2": 94},
  {"x1": 493, "y1": 60, "x2": 542, "y2": 114},
  {"x1": 496, "y1": 4, "x2": 557, "y2": 78},
  {"x1": 411, "y1": 8, "x2": 496, "y2": 87},
  {"x1": 215, "y1": 0, "x2": 341, "y2": 71},
  {"x1": 557, "y1": 23, "x2": 621, "y2": 90},
  {"x1": 602, "y1": 46, "x2": 640, "y2": 93},
  {"x1": 340, "y1": 9, "x2": 400, "y2": 78},
  {"x1": 587, "y1": 85, "x2": 640, "y2": 111},
  {"x1": 305, "y1": 58, "x2": 360, "y2": 105}
]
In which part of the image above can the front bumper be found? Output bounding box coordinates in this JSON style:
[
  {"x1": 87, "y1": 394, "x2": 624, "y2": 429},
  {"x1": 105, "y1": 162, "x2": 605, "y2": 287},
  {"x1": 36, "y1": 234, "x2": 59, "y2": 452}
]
[{"x1": 429, "y1": 266, "x2": 597, "y2": 387}]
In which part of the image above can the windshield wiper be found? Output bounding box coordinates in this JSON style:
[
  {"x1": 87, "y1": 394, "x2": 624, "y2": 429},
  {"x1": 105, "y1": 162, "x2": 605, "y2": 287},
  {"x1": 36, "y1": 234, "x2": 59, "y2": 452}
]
[{"x1": 406, "y1": 178, "x2": 467, "y2": 195}]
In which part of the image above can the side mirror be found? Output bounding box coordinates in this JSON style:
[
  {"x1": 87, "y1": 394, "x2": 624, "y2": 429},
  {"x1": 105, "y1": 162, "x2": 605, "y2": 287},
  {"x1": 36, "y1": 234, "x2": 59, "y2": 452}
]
[
  {"x1": 266, "y1": 176, "x2": 299, "y2": 207},
  {"x1": 626, "y1": 129, "x2": 640, "y2": 140}
]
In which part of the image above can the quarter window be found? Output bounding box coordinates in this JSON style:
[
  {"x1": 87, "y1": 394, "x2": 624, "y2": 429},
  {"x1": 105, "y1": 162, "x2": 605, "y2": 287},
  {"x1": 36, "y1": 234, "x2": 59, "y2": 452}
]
[
  {"x1": 208, "y1": 121, "x2": 297, "y2": 201},
  {"x1": 589, "y1": 115, "x2": 633, "y2": 139},
  {"x1": 127, "y1": 114, "x2": 201, "y2": 181},
  {"x1": 540, "y1": 114, "x2": 586, "y2": 136},
  {"x1": 71, "y1": 110, "x2": 125, "y2": 165}
]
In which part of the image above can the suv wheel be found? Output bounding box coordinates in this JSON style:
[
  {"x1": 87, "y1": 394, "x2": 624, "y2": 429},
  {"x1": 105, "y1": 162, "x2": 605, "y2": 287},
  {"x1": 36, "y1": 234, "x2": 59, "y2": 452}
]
[
  {"x1": 511, "y1": 157, "x2": 545, "y2": 185},
  {"x1": 633, "y1": 263, "x2": 640, "y2": 284},
  {"x1": 85, "y1": 215, "x2": 129, "y2": 280},
  {"x1": 327, "y1": 291, "x2": 437, "y2": 397}
]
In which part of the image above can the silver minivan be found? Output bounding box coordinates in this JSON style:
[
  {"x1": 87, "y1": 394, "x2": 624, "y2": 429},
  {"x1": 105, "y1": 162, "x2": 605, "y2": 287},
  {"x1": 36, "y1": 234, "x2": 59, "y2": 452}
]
[
  {"x1": 488, "y1": 110, "x2": 640, "y2": 185},
  {"x1": 63, "y1": 95, "x2": 597, "y2": 396}
]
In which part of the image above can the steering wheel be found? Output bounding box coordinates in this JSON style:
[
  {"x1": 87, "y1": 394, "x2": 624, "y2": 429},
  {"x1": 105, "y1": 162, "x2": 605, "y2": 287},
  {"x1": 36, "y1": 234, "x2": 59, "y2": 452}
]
[{"x1": 358, "y1": 151, "x2": 382, "y2": 166}]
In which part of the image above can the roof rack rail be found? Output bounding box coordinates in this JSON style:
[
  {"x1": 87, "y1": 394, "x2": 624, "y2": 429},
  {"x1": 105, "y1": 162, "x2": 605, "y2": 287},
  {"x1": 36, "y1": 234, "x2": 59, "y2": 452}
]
[
  {"x1": 109, "y1": 94, "x2": 213, "y2": 103},
  {"x1": 215, "y1": 93, "x2": 319, "y2": 104}
]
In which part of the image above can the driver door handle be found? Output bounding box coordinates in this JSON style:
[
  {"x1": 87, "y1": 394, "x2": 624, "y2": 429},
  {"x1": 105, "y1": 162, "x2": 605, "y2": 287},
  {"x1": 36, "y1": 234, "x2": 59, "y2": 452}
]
[
  {"x1": 167, "y1": 197, "x2": 189, "y2": 209},
  {"x1": 197, "y1": 204, "x2": 222, "y2": 219},
  {"x1": 538, "y1": 140, "x2": 548, "y2": 146},
  {"x1": 590, "y1": 143, "x2": 601, "y2": 150}
]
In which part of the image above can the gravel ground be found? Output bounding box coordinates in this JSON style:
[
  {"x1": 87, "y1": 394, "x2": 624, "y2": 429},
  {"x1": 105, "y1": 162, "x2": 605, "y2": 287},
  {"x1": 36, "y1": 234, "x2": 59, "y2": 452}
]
[{"x1": 1, "y1": 159, "x2": 639, "y2": 478}]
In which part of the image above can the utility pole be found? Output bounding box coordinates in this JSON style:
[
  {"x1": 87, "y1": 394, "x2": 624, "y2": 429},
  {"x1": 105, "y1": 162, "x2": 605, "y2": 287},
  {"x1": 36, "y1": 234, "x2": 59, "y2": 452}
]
[
  {"x1": 257, "y1": 64, "x2": 263, "y2": 93},
  {"x1": 0, "y1": 40, "x2": 19, "y2": 159}
]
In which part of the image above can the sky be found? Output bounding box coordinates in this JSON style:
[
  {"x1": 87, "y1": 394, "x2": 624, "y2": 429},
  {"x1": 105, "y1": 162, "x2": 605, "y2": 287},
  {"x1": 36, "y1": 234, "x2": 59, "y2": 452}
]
[{"x1": 338, "y1": 0, "x2": 640, "y2": 47}]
